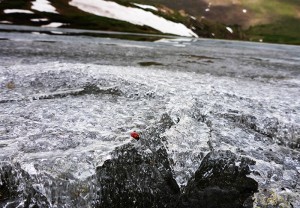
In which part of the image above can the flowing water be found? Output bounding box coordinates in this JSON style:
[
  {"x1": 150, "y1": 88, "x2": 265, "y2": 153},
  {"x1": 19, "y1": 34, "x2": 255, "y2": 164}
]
[{"x1": 0, "y1": 29, "x2": 299, "y2": 207}]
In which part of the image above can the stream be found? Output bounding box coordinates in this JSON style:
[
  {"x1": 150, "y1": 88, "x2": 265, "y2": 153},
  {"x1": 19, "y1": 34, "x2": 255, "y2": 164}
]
[{"x1": 0, "y1": 29, "x2": 299, "y2": 207}]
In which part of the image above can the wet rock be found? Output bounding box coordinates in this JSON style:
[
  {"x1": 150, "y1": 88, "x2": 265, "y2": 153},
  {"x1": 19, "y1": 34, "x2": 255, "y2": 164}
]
[
  {"x1": 34, "y1": 84, "x2": 122, "y2": 100},
  {"x1": 175, "y1": 150, "x2": 258, "y2": 208},
  {"x1": 139, "y1": 113, "x2": 175, "y2": 151},
  {"x1": 95, "y1": 144, "x2": 180, "y2": 208},
  {"x1": 80, "y1": 84, "x2": 122, "y2": 96},
  {"x1": 0, "y1": 164, "x2": 50, "y2": 208},
  {"x1": 159, "y1": 113, "x2": 175, "y2": 130},
  {"x1": 138, "y1": 61, "x2": 164, "y2": 67},
  {"x1": 94, "y1": 115, "x2": 259, "y2": 208},
  {"x1": 95, "y1": 113, "x2": 179, "y2": 208}
]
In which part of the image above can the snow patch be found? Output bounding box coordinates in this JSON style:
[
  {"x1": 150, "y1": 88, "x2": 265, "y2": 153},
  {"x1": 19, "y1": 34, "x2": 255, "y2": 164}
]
[
  {"x1": 4, "y1": 9, "x2": 34, "y2": 14},
  {"x1": 31, "y1": 18, "x2": 48, "y2": 22},
  {"x1": 41, "y1": 22, "x2": 64, "y2": 28},
  {"x1": 133, "y1": 3, "x2": 158, "y2": 11},
  {"x1": 0, "y1": 21, "x2": 12, "y2": 24},
  {"x1": 69, "y1": 0, "x2": 198, "y2": 37},
  {"x1": 226, "y1": 26, "x2": 233, "y2": 33},
  {"x1": 31, "y1": 0, "x2": 58, "y2": 13}
]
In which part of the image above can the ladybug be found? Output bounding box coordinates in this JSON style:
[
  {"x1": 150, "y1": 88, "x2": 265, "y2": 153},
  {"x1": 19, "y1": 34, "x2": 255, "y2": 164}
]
[{"x1": 130, "y1": 131, "x2": 140, "y2": 140}]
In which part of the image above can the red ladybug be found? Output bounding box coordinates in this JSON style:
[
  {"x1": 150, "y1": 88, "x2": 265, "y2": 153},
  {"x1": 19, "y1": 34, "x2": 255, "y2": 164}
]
[{"x1": 131, "y1": 131, "x2": 140, "y2": 140}]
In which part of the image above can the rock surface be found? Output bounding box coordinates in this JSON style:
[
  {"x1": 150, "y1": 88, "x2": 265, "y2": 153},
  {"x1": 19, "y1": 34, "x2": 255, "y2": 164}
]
[
  {"x1": 175, "y1": 150, "x2": 258, "y2": 208},
  {"x1": 96, "y1": 144, "x2": 180, "y2": 208},
  {"x1": 0, "y1": 164, "x2": 50, "y2": 208},
  {"x1": 95, "y1": 113, "x2": 180, "y2": 207}
]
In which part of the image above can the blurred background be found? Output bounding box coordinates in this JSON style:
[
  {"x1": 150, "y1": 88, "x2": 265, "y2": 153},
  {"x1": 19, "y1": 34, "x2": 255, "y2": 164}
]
[{"x1": 1, "y1": 0, "x2": 300, "y2": 44}]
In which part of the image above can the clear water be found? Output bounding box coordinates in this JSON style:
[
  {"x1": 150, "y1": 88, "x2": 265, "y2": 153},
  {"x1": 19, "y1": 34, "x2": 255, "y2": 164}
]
[{"x1": 0, "y1": 29, "x2": 299, "y2": 207}]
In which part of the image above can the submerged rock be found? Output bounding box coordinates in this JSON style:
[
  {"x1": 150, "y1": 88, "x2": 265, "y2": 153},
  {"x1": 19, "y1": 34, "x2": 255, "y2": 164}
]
[
  {"x1": 0, "y1": 164, "x2": 50, "y2": 208},
  {"x1": 95, "y1": 148, "x2": 258, "y2": 208},
  {"x1": 0, "y1": 113, "x2": 261, "y2": 208},
  {"x1": 94, "y1": 112, "x2": 258, "y2": 208},
  {"x1": 175, "y1": 150, "x2": 258, "y2": 208},
  {"x1": 95, "y1": 113, "x2": 179, "y2": 208},
  {"x1": 95, "y1": 144, "x2": 180, "y2": 208}
]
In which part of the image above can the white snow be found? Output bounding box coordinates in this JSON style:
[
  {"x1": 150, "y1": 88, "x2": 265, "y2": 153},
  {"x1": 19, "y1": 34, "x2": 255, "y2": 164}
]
[
  {"x1": 4, "y1": 9, "x2": 34, "y2": 14},
  {"x1": 226, "y1": 26, "x2": 233, "y2": 33},
  {"x1": 205, "y1": 3, "x2": 211, "y2": 12},
  {"x1": 133, "y1": 3, "x2": 158, "y2": 11},
  {"x1": 31, "y1": 0, "x2": 58, "y2": 13},
  {"x1": 31, "y1": 18, "x2": 48, "y2": 22},
  {"x1": 41, "y1": 22, "x2": 64, "y2": 28},
  {"x1": 69, "y1": 0, "x2": 198, "y2": 37},
  {"x1": 0, "y1": 21, "x2": 12, "y2": 24}
]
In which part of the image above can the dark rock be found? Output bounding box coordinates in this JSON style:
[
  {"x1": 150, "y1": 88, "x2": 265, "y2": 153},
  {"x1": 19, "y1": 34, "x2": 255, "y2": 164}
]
[
  {"x1": 0, "y1": 164, "x2": 50, "y2": 208},
  {"x1": 94, "y1": 114, "x2": 259, "y2": 208},
  {"x1": 159, "y1": 113, "x2": 175, "y2": 130},
  {"x1": 81, "y1": 84, "x2": 122, "y2": 96},
  {"x1": 95, "y1": 113, "x2": 179, "y2": 208},
  {"x1": 34, "y1": 84, "x2": 122, "y2": 100},
  {"x1": 138, "y1": 61, "x2": 164, "y2": 67},
  {"x1": 95, "y1": 144, "x2": 180, "y2": 208},
  {"x1": 175, "y1": 150, "x2": 258, "y2": 208}
]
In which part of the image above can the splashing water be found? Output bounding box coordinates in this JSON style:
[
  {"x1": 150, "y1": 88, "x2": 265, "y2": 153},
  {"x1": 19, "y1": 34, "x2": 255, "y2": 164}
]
[{"x1": 0, "y1": 32, "x2": 299, "y2": 207}]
